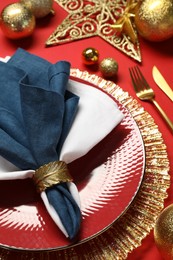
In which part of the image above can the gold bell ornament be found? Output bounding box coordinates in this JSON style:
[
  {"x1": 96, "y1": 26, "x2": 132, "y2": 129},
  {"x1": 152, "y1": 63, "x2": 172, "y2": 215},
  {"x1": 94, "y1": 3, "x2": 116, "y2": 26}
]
[
  {"x1": 0, "y1": 3, "x2": 35, "y2": 39},
  {"x1": 20, "y1": 0, "x2": 54, "y2": 18},
  {"x1": 134, "y1": 0, "x2": 173, "y2": 41},
  {"x1": 154, "y1": 204, "x2": 173, "y2": 259}
]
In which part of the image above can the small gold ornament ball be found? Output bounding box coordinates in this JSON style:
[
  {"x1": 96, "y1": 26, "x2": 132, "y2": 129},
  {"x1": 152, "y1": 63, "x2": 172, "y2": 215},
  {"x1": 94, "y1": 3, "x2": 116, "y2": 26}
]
[
  {"x1": 135, "y1": 0, "x2": 173, "y2": 41},
  {"x1": 20, "y1": 0, "x2": 54, "y2": 18},
  {"x1": 154, "y1": 204, "x2": 173, "y2": 259},
  {"x1": 82, "y1": 47, "x2": 99, "y2": 65},
  {"x1": 99, "y1": 58, "x2": 118, "y2": 78},
  {"x1": 0, "y1": 3, "x2": 35, "y2": 39}
]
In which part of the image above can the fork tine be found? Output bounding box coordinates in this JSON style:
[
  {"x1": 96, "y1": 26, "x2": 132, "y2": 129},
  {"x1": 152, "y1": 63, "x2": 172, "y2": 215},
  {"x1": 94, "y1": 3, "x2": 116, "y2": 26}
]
[
  {"x1": 135, "y1": 66, "x2": 150, "y2": 90},
  {"x1": 129, "y1": 67, "x2": 139, "y2": 93},
  {"x1": 129, "y1": 66, "x2": 150, "y2": 91}
]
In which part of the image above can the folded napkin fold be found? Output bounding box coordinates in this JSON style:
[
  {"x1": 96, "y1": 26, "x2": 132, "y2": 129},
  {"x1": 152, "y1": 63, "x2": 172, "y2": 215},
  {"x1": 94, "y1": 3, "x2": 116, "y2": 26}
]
[{"x1": 0, "y1": 49, "x2": 124, "y2": 240}]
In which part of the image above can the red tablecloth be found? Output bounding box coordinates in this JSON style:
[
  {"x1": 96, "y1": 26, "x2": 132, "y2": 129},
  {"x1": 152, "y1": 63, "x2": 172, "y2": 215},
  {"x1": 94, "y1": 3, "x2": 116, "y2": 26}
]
[{"x1": 0, "y1": 1, "x2": 172, "y2": 259}]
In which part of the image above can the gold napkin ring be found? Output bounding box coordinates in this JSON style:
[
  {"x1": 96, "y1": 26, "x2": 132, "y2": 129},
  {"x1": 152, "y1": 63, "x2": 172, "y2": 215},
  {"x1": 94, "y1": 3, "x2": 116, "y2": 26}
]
[{"x1": 33, "y1": 161, "x2": 73, "y2": 193}]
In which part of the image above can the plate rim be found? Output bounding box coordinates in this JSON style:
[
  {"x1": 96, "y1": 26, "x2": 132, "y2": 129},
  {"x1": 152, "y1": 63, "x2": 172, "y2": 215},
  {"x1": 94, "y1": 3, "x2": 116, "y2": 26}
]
[
  {"x1": 0, "y1": 73, "x2": 145, "y2": 251},
  {"x1": 0, "y1": 69, "x2": 170, "y2": 259}
]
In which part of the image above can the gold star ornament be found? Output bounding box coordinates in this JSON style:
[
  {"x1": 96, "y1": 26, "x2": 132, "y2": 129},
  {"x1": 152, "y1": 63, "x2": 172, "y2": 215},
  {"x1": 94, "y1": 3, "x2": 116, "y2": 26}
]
[
  {"x1": 46, "y1": 0, "x2": 141, "y2": 62},
  {"x1": 111, "y1": 0, "x2": 138, "y2": 44}
]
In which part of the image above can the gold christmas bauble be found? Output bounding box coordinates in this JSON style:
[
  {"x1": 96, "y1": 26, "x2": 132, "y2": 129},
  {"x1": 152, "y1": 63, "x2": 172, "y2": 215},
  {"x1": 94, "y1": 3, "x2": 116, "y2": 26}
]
[
  {"x1": 0, "y1": 3, "x2": 35, "y2": 39},
  {"x1": 135, "y1": 0, "x2": 173, "y2": 41},
  {"x1": 99, "y1": 58, "x2": 118, "y2": 78},
  {"x1": 20, "y1": 0, "x2": 53, "y2": 18},
  {"x1": 154, "y1": 204, "x2": 173, "y2": 259},
  {"x1": 82, "y1": 47, "x2": 99, "y2": 65}
]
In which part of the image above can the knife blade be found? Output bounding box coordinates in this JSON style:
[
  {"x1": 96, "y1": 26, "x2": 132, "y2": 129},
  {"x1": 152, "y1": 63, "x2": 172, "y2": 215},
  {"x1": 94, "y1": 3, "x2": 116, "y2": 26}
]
[{"x1": 152, "y1": 66, "x2": 173, "y2": 102}]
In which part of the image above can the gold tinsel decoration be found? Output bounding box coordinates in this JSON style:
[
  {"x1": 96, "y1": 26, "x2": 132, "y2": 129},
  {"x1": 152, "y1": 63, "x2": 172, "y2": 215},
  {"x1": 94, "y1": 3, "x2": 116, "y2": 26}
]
[{"x1": 46, "y1": 0, "x2": 141, "y2": 62}]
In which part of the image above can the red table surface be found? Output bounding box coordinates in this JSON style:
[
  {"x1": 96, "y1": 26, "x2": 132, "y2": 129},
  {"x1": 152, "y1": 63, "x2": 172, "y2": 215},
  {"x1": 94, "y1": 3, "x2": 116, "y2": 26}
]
[{"x1": 0, "y1": 1, "x2": 173, "y2": 260}]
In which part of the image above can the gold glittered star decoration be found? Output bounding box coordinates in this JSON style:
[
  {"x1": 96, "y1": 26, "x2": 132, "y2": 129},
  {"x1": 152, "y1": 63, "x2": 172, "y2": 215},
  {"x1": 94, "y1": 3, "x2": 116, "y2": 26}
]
[
  {"x1": 46, "y1": 0, "x2": 141, "y2": 62},
  {"x1": 111, "y1": 0, "x2": 138, "y2": 44}
]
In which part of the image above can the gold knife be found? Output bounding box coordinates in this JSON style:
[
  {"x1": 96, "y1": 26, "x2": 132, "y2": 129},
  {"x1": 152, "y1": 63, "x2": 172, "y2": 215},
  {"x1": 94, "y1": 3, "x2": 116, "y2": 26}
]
[{"x1": 152, "y1": 66, "x2": 173, "y2": 102}]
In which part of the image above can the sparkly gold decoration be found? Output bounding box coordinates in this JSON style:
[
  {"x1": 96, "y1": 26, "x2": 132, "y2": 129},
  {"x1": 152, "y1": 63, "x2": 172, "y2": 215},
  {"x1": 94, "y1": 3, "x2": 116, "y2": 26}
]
[
  {"x1": 33, "y1": 161, "x2": 73, "y2": 193},
  {"x1": 0, "y1": 3, "x2": 35, "y2": 39},
  {"x1": 46, "y1": 0, "x2": 141, "y2": 62},
  {"x1": 154, "y1": 204, "x2": 173, "y2": 260},
  {"x1": 99, "y1": 57, "x2": 118, "y2": 78},
  {"x1": 134, "y1": 0, "x2": 173, "y2": 41},
  {"x1": 82, "y1": 47, "x2": 99, "y2": 65},
  {"x1": 20, "y1": 0, "x2": 54, "y2": 18},
  {"x1": 111, "y1": 0, "x2": 138, "y2": 44},
  {"x1": 0, "y1": 70, "x2": 170, "y2": 258}
]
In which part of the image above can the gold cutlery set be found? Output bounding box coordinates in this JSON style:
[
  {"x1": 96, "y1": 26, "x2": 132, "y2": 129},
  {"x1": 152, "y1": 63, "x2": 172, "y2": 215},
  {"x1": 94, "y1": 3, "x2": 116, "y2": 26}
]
[{"x1": 129, "y1": 66, "x2": 173, "y2": 132}]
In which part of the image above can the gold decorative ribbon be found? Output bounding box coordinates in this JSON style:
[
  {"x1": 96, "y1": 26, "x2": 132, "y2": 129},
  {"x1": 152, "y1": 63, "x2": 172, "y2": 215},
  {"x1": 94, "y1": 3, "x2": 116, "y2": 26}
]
[
  {"x1": 111, "y1": 0, "x2": 138, "y2": 44},
  {"x1": 33, "y1": 161, "x2": 73, "y2": 193}
]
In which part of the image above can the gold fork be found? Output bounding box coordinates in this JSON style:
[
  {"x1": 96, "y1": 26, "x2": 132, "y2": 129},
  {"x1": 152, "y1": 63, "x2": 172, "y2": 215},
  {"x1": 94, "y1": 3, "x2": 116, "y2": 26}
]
[{"x1": 129, "y1": 66, "x2": 173, "y2": 132}]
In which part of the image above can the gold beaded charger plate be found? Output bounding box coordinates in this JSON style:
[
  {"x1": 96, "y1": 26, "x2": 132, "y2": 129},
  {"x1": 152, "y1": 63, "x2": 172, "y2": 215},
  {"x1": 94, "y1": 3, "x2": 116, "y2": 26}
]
[{"x1": 0, "y1": 70, "x2": 170, "y2": 260}]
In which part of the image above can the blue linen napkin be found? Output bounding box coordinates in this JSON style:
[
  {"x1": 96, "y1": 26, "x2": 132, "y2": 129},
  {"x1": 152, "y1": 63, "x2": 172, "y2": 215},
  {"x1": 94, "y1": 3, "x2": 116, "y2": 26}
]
[{"x1": 0, "y1": 48, "x2": 81, "y2": 240}]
